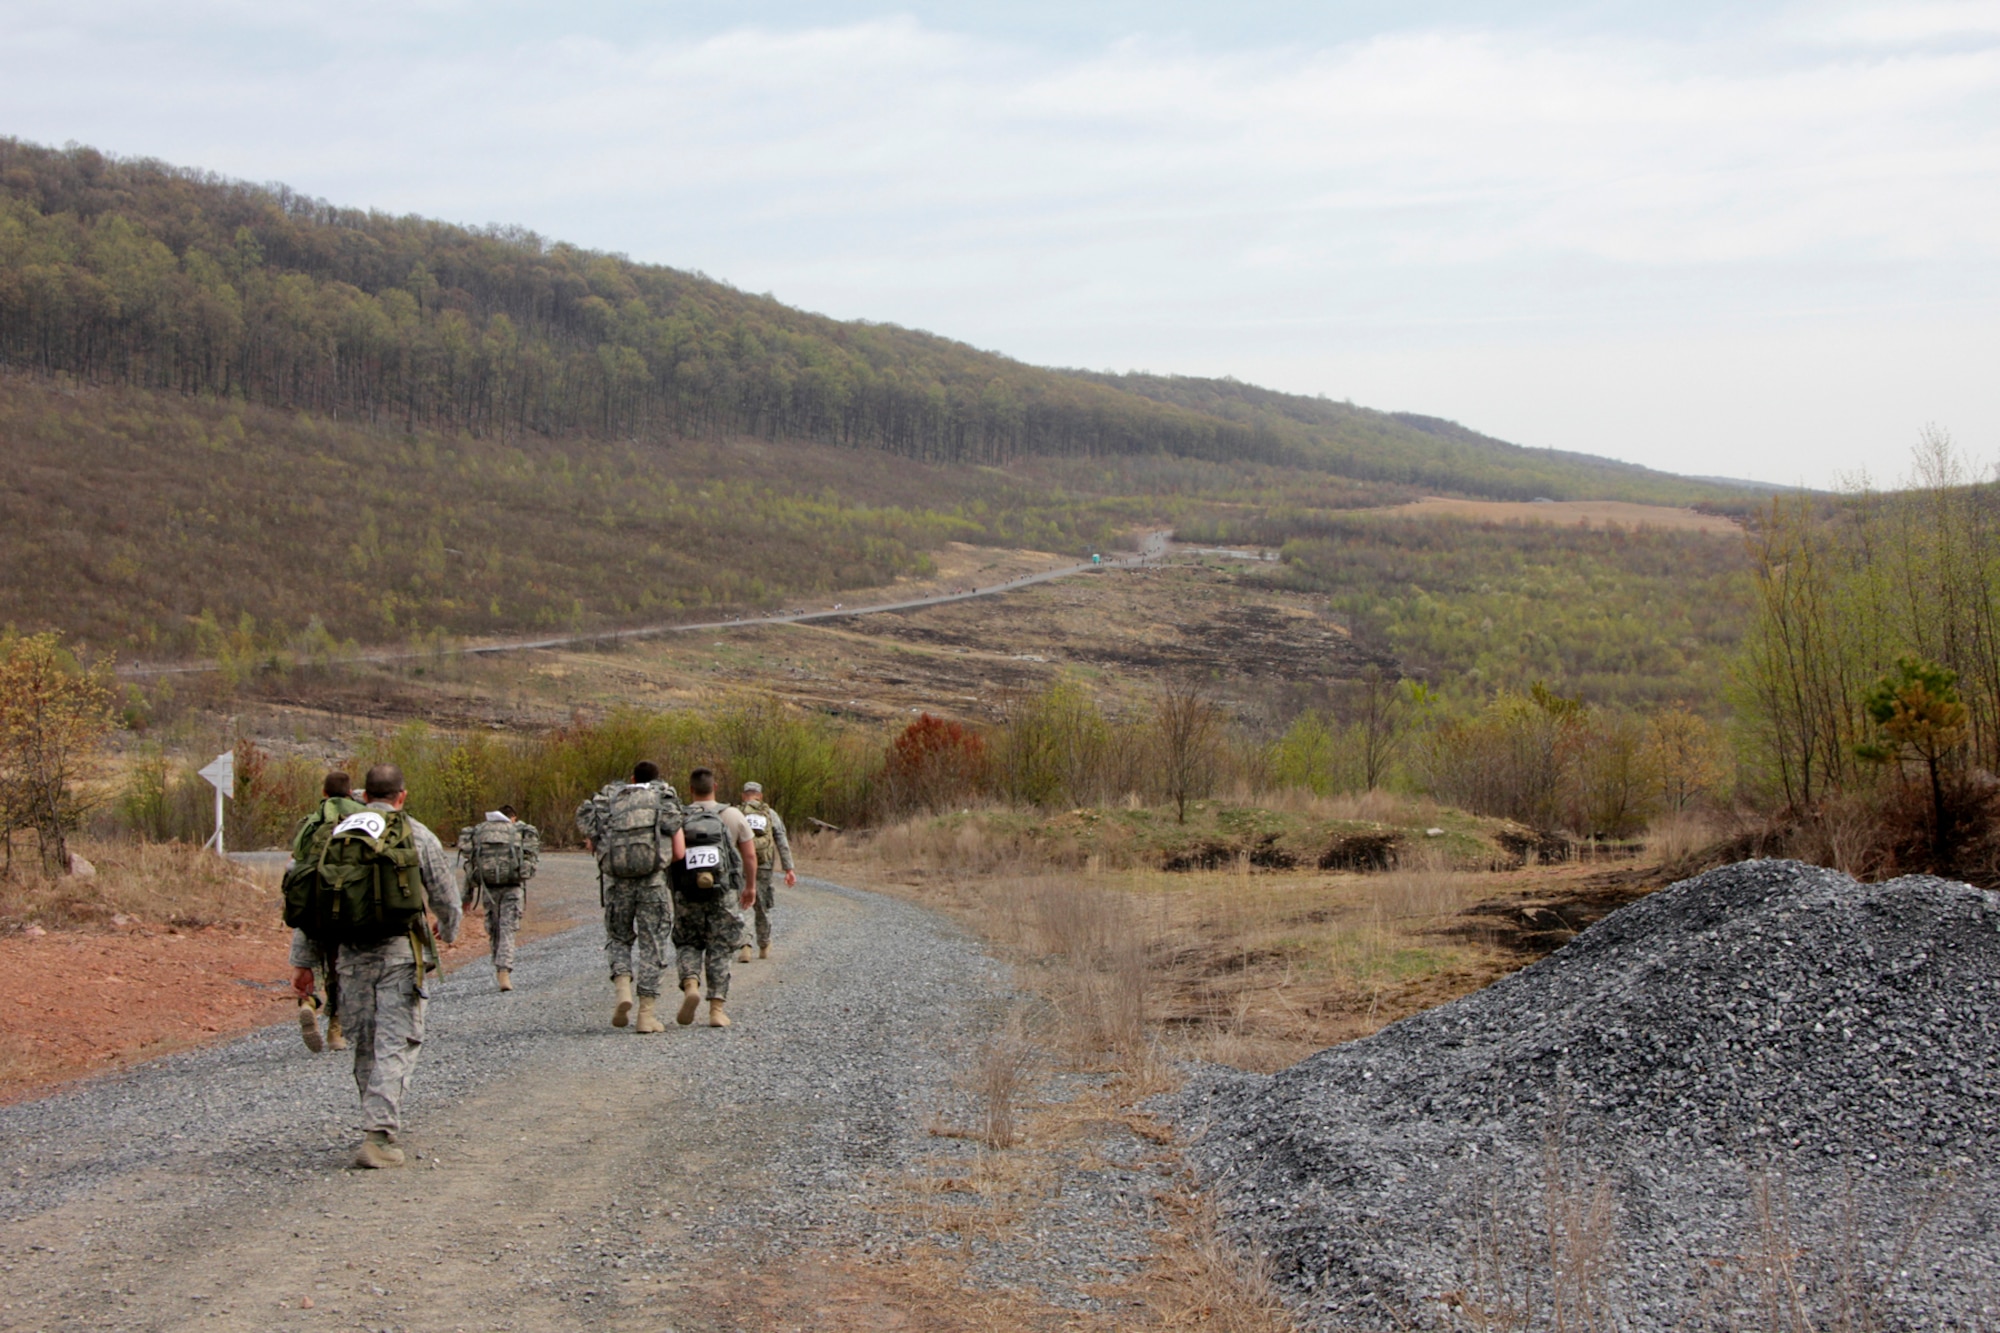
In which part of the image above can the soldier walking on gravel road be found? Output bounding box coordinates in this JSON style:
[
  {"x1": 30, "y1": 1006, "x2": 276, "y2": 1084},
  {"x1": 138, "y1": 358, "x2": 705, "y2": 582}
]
[
  {"x1": 733, "y1": 781, "x2": 795, "y2": 962},
  {"x1": 287, "y1": 771, "x2": 361, "y2": 1055},
  {"x1": 457, "y1": 805, "x2": 539, "y2": 992},
  {"x1": 287, "y1": 764, "x2": 460, "y2": 1169},
  {"x1": 672, "y1": 768, "x2": 756, "y2": 1028},
  {"x1": 576, "y1": 762, "x2": 685, "y2": 1033}
]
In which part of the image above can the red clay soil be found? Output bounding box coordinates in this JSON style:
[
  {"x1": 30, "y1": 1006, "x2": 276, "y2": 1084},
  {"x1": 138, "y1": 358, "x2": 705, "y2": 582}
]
[
  {"x1": 0, "y1": 912, "x2": 530, "y2": 1106},
  {"x1": 0, "y1": 921, "x2": 299, "y2": 1105}
]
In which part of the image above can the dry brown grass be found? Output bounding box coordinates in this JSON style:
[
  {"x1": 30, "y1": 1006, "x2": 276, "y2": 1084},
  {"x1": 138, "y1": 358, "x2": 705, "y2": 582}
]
[
  {"x1": 1642, "y1": 810, "x2": 1726, "y2": 866},
  {"x1": 1136, "y1": 1188, "x2": 1295, "y2": 1332},
  {"x1": 895, "y1": 1068, "x2": 1296, "y2": 1333},
  {"x1": 823, "y1": 827, "x2": 1518, "y2": 1075},
  {"x1": 0, "y1": 838, "x2": 279, "y2": 929}
]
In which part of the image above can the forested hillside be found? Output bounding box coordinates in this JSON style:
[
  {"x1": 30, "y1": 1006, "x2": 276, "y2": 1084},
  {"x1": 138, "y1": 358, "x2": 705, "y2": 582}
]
[
  {"x1": 0, "y1": 138, "x2": 1740, "y2": 504},
  {"x1": 0, "y1": 372, "x2": 1159, "y2": 657}
]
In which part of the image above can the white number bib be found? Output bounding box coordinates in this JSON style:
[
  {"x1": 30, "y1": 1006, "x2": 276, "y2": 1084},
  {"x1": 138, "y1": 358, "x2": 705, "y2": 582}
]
[
  {"x1": 685, "y1": 846, "x2": 722, "y2": 870},
  {"x1": 332, "y1": 812, "x2": 387, "y2": 841},
  {"x1": 744, "y1": 814, "x2": 769, "y2": 832}
]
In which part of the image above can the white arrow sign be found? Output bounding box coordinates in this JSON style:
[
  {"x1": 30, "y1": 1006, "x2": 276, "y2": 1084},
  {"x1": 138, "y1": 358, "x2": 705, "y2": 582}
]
[
  {"x1": 198, "y1": 750, "x2": 233, "y2": 855},
  {"x1": 198, "y1": 751, "x2": 235, "y2": 795}
]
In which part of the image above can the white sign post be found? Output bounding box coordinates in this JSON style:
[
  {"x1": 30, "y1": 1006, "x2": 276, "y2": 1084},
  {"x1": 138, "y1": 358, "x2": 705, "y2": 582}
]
[{"x1": 198, "y1": 751, "x2": 235, "y2": 855}]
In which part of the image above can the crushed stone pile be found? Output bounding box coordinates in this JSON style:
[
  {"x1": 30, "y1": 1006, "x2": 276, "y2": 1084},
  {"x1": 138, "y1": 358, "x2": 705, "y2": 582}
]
[{"x1": 1170, "y1": 860, "x2": 2000, "y2": 1330}]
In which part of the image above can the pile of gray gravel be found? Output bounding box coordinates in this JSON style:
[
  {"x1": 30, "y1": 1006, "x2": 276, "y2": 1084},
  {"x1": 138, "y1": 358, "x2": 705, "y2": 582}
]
[{"x1": 1170, "y1": 860, "x2": 2000, "y2": 1330}]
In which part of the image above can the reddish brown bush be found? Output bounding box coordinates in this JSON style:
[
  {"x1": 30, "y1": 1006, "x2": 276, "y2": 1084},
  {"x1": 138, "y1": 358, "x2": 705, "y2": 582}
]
[{"x1": 884, "y1": 714, "x2": 988, "y2": 815}]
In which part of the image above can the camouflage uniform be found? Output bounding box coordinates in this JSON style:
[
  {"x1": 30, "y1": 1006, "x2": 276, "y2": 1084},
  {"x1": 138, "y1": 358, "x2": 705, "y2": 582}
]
[
  {"x1": 674, "y1": 799, "x2": 751, "y2": 1000},
  {"x1": 576, "y1": 782, "x2": 682, "y2": 998},
  {"x1": 289, "y1": 803, "x2": 460, "y2": 1137},
  {"x1": 456, "y1": 815, "x2": 541, "y2": 972},
  {"x1": 735, "y1": 797, "x2": 794, "y2": 951}
]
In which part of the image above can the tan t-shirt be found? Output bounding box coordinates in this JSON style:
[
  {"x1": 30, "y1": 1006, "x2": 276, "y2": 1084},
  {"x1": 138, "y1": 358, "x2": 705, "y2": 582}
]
[{"x1": 685, "y1": 799, "x2": 753, "y2": 851}]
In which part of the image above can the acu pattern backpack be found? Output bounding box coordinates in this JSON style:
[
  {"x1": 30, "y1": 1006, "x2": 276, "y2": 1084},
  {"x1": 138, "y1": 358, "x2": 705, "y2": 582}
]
[
  {"x1": 741, "y1": 801, "x2": 777, "y2": 874},
  {"x1": 673, "y1": 806, "x2": 739, "y2": 903},
  {"x1": 599, "y1": 783, "x2": 672, "y2": 879},
  {"x1": 284, "y1": 806, "x2": 429, "y2": 945},
  {"x1": 467, "y1": 820, "x2": 527, "y2": 888}
]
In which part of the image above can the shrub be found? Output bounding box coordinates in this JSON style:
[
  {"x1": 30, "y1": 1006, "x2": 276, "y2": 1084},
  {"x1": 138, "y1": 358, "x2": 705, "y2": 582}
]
[{"x1": 883, "y1": 713, "x2": 988, "y2": 815}]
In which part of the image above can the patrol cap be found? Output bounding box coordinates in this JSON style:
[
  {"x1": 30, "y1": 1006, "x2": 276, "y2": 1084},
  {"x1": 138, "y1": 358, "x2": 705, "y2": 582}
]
[{"x1": 741, "y1": 781, "x2": 763, "y2": 793}]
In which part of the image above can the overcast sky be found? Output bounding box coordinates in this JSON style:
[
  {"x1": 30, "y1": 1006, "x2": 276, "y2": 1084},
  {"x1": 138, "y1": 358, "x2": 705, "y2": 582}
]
[{"x1": 5, "y1": 1, "x2": 1997, "y2": 488}]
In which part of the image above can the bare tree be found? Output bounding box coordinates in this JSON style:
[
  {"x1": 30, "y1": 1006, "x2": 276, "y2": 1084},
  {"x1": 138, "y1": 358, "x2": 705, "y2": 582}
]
[
  {"x1": 1347, "y1": 666, "x2": 1417, "y2": 791},
  {"x1": 1153, "y1": 673, "x2": 1223, "y2": 824}
]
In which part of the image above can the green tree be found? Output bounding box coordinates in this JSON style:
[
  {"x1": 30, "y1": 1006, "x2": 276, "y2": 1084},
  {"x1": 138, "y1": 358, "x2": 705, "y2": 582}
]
[
  {"x1": 0, "y1": 632, "x2": 115, "y2": 876},
  {"x1": 1857, "y1": 654, "x2": 1968, "y2": 858}
]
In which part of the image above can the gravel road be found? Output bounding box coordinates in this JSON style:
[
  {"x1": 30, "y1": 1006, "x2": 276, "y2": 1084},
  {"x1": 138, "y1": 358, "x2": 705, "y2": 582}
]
[{"x1": 0, "y1": 855, "x2": 1021, "y2": 1331}]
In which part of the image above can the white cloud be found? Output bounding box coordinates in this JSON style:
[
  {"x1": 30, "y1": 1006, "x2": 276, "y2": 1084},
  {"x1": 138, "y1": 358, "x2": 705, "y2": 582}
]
[
  {"x1": 1814, "y1": 0, "x2": 2000, "y2": 44},
  {"x1": 0, "y1": 4, "x2": 1995, "y2": 484}
]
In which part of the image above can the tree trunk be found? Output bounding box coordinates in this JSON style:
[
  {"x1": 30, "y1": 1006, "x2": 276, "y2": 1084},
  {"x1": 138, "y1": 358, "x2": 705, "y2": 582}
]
[
  {"x1": 37, "y1": 820, "x2": 69, "y2": 879},
  {"x1": 1928, "y1": 754, "x2": 1950, "y2": 864}
]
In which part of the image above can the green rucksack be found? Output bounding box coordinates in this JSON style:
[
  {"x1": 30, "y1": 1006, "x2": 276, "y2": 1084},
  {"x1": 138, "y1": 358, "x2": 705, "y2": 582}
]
[
  {"x1": 288, "y1": 795, "x2": 365, "y2": 866},
  {"x1": 283, "y1": 805, "x2": 428, "y2": 944}
]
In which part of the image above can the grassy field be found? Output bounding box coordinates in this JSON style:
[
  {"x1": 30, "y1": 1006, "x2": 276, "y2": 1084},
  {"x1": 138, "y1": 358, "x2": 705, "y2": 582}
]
[{"x1": 812, "y1": 793, "x2": 1659, "y2": 1073}]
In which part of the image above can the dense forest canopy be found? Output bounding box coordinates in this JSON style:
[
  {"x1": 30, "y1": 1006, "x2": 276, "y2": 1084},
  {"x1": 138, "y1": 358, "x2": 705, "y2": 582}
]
[{"x1": 0, "y1": 138, "x2": 1746, "y2": 504}]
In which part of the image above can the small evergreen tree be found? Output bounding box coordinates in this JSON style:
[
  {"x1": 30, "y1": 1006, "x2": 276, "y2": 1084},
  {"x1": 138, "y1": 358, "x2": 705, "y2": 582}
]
[{"x1": 1857, "y1": 655, "x2": 1968, "y2": 859}]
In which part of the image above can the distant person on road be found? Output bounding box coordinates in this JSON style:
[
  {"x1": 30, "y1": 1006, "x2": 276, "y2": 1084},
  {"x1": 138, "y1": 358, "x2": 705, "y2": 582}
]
[
  {"x1": 672, "y1": 768, "x2": 756, "y2": 1027},
  {"x1": 457, "y1": 804, "x2": 540, "y2": 993},
  {"x1": 287, "y1": 763, "x2": 460, "y2": 1169},
  {"x1": 286, "y1": 771, "x2": 363, "y2": 1055},
  {"x1": 576, "y1": 763, "x2": 685, "y2": 1033},
  {"x1": 732, "y1": 781, "x2": 795, "y2": 962}
]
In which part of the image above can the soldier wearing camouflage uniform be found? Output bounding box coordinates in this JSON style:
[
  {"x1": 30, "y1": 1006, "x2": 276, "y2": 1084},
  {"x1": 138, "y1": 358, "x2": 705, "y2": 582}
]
[
  {"x1": 288, "y1": 770, "x2": 356, "y2": 1054},
  {"x1": 288, "y1": 764, "x2": 460, "y2": 1170},
  {"x1": 575, "y1": 761, "x2": 685, "y2": 1033},
  {"x1": 456, "y1": 804, "x2": 540, "y2": 992},
  {"x1": 734, "y1": 781, "x2": 795, "y2": 961},
  {"x1": 673, "y1": 767, "x2": 757, "y2": 1028}
]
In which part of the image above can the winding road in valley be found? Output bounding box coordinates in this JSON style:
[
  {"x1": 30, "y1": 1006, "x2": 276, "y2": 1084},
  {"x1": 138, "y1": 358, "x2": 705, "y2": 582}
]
[{"x1": 118, "y1": 532, "x2": 1176, "y2": 680}]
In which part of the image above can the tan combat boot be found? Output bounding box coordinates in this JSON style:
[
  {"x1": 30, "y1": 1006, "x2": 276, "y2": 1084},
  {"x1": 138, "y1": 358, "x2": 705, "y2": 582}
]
[
  {"x1": 633, "y1": 994, "x2": 666, "y2": 1033},
  {"x1": 495, "y1": 968, "x2": 513, "y2": 992},
  {"x1": 675, "y1": 976, "x2": 701, "y2": 1026},
  {"x1": 612, "y1": 974, "x2": 635, "y2": 1028},
  {"x1": 296, "y1": 997, "x2": 324, "y2": 1054},
  {"x1": 352, "y1": 1131, "x2": 406, "y2": 1169},
  {"x1": 708, "y1": 998, "x2": 731, "y2": 1029},
  {"x1": 758, "y1": 943, "x2": 770, "y2": 960},
  {"x1": 326, "y1": 1013, "x2": 347, "y2": 1050},
  {"x1": 737, "y1": 944, "x2": 753, "y2": 963}
]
